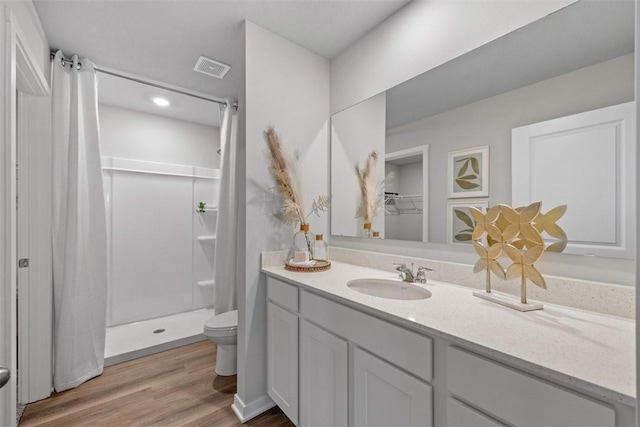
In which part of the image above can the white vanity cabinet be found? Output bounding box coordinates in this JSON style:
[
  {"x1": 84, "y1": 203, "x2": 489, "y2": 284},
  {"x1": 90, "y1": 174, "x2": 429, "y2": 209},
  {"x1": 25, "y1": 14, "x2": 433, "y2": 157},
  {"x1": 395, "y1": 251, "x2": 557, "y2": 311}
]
[
  {"x1": 267, "y1": 301, "x2": 299, "y2": 424},
  {"x1": 265, "y1": 275, "x2": 632, "y2": 427},
  {"x1": 267, "y1": 276, "x2": 433, "y2": 426},
  {"x1": 267, "y1": 277, "x2": 349, "y2": 426},
  {"x1": 353, "y1": 347, "x2": 432, "y2": 426},
  {"x1": 300, "y1": 320, "x2": 348, "y2": 426},
  {"x1": 300, "y1": 289, "x2": 434, "y2": 426}
]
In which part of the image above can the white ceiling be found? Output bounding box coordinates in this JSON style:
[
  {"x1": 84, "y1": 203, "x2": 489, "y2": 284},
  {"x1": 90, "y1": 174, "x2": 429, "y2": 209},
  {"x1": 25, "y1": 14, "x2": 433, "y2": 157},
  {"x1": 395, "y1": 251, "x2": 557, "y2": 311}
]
[
  {"x1": 385, "y1": 0, "x2": 635, "y2": 130},
  {"x1": 97, "y1": 71, "x2": 222, "y2": 127},
  {"x1": 34, "y1": 0, "x2": 410, "y2": 102}
]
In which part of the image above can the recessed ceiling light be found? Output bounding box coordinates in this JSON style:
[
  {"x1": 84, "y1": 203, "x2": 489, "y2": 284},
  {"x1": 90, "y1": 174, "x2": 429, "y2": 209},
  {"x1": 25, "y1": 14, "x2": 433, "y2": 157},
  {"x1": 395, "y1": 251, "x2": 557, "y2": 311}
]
[{"x1": 152, "y1": 97, "x2": 170, "y2": 107}]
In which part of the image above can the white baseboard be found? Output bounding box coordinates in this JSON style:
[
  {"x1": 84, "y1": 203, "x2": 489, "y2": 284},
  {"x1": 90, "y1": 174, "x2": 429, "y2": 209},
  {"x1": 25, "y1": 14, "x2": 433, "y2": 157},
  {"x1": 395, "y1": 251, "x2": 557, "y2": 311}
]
[{"x1": 231, "y1": 393, "x2": 276, "y2": 423}]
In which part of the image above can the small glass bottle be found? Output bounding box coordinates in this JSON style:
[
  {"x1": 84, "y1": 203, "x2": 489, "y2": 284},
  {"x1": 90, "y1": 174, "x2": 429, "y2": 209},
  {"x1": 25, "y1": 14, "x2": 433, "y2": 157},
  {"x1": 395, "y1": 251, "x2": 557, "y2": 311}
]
[
  {"x1": 313, "y1": 234, "x2": 328, "y2": 261},
  {"x1": 293, "y1": 223, "x2": 315, "y2": 258},
  {"x1": 362, "y1": 222, "x2": 372, "y2": 238},
  {"x1": 372, "y1": 231, "x2": 380, "y2": 239}
]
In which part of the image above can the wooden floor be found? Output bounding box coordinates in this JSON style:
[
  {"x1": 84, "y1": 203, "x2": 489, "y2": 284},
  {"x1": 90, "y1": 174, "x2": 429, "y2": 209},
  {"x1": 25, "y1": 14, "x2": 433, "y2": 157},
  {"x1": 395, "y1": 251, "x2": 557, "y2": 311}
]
[{"x1": 20, "y1": 341, "x2": 294, "y2": 427}]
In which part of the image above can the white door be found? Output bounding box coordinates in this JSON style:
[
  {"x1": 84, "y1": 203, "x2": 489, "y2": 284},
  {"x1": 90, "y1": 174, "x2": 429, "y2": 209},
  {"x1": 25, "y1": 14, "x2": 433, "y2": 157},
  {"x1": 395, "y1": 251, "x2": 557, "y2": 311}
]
[
  {"x1": 1, "y1": 80, "x2": 19, "y2": 427},
  {"x1": 267, "y1": 302, "x2": 299, "y2": 424},
  {"x1": 353, "y1": 347, "x2": 433, "y2": 427},
  {"x1": 16, "y1": 91, "x2": 30, "y2": 406},
  {"x1": 3, "y1": 9, "x2": 52, "y2": 425},
  {"x1": 16, "y1": 91, "x2": 53, "y2": 405},
  {"x1": 512, "y1": 101, "x2": 635, "y2": 258},
  {"x1": 300, "y1": 320, "x2": 348, "y2": 427}
]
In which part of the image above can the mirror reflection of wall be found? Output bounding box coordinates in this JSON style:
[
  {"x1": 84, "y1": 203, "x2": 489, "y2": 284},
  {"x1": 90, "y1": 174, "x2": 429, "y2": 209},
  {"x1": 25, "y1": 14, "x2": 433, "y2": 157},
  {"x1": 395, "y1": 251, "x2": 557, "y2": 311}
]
[
  {"x1": 331, "y1": 93, "x2": 386, "y2": 237},
  {"x1": 330, "y1": 0, "x2": 635, "y2": 259},
  {"x1": 512, "y1": 101, "x2": 635, "y2": 258}
]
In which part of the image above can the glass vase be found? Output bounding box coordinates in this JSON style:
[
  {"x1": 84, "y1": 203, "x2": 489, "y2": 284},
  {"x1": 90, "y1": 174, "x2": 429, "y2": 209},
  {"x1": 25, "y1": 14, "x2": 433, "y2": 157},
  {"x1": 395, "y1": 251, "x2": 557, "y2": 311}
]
[
  {"x1": 362, "y1": 222, "x2": 372, "y2": 238},
  {"x1": 293, "y1": 223, "x2": 315, "y2": 258}
]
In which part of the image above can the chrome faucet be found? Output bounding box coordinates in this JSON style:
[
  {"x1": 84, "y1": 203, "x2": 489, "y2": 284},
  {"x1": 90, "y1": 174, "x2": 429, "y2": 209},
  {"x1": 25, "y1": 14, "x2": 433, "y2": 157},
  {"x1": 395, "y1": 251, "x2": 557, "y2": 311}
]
[
  {"x1": 415, "y1": 266, "x2": 433, "y2": 284},
  {"x1": 394, "y1": 263, "x2": 433, "y2": 284},
  {"x1": 394, "y1": 263, "x2": 415, "y2": 282}
]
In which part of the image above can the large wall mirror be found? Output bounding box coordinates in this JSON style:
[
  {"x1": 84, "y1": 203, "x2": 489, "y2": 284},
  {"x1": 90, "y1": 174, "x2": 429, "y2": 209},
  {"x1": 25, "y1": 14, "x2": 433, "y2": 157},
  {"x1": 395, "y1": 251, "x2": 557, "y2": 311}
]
[{"x1": 330, "y1": 0, "x2": 635, "y2": 259}]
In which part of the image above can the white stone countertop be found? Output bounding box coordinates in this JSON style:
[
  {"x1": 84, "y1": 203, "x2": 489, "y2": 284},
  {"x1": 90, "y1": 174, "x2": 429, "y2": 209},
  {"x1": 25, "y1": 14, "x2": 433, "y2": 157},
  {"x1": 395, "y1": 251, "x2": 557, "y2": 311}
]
[{"x1": 262, "y1": 261, "x2": 635, "y2": 407}]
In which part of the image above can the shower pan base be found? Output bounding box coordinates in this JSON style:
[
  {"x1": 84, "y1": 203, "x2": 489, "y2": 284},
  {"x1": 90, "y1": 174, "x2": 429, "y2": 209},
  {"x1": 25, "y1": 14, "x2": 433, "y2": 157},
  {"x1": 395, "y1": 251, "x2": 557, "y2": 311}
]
[{"x1": 104, "y1": 308, "x2": 214, "y2": 366}]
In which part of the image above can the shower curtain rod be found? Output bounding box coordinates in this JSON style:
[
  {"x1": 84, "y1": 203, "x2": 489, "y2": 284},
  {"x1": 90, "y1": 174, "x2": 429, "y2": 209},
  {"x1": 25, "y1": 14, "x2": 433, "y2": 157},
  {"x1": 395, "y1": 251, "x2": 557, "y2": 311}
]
[
  {"x1": 95, "y1": 68, "x2": 232, "y2": 107},
  {"x1": 50, "y1": 51, "x2": 236, "y2": 108}
]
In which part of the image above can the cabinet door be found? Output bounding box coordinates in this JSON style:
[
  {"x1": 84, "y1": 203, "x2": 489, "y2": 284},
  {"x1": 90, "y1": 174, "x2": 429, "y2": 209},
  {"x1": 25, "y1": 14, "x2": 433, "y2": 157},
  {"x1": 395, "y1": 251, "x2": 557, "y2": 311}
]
[
  {"x1": 267, "y1": 302, "x2": 298, "y2": 424},
  {"x1": 354, "y1": 347, "x2": 432, "y2": 427},
  {"x1": 300, "y1": 320, "x2": 348, "y2": 427}
]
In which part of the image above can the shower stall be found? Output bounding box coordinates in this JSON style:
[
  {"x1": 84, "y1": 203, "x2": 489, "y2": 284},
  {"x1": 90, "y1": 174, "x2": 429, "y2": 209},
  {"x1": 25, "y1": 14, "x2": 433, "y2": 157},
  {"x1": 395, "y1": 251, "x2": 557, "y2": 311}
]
[
  {"x1": 97, "y1": 73, "x2": 224, "y2": 365},
  {"x1": 102, "y1": 157, "x2": 219, "y2": 365}
]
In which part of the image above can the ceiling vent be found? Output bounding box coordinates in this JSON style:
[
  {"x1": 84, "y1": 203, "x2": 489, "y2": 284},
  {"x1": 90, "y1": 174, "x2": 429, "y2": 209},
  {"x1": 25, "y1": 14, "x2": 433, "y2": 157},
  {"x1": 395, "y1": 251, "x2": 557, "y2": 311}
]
[{"x1": 193, "y1": 56, "x2": 231, "y2": 79}]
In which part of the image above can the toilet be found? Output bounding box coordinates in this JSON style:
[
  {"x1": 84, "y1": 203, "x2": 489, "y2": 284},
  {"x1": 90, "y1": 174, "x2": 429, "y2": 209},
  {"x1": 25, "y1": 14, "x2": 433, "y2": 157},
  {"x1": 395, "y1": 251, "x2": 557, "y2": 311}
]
[{"x1": 203, "y1": 310, "x2": 238, "y2": 376}]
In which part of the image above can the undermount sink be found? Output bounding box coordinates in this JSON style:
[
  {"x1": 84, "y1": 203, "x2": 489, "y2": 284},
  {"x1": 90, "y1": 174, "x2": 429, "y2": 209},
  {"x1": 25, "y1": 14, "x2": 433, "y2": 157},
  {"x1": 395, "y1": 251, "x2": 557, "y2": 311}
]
[{"x1": 347, "y1": 278, "x2": 432, "y2": 301}]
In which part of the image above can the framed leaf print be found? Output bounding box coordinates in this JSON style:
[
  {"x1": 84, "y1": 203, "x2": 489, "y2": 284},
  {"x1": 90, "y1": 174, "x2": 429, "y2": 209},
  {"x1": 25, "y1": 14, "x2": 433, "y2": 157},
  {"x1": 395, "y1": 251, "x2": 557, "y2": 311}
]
[
  {"x1": 447, "y1": 146, "x2": 489, "y2": 198},
  {"x1": 447, "y1": 200, "x2": 489, "y2": 245}
]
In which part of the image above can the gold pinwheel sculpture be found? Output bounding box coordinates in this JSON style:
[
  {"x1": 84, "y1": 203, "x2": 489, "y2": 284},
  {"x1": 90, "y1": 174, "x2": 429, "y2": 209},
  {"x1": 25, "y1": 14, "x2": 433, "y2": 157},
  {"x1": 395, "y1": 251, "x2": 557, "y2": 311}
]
[
  {"x1": 469, "y1": 206, "x2": 504, "y2": 293},
  {"x1": 502, "y1": 205, "x2": 568, "y2": 251},
  {"x1": 534, "y1": 205, "x2": 568, "y2": 252},
  {"x1": 504, "y1": 244, "x2": 546, "y2": 304},
  {"x1": 469, "y1": 205, "x2": 501, "y2": 241},
  {"x1": 469, "y1": 201, "x2": 568, "y2": 311},
  {"x1": 498, "y1": 202, "x2": 544, "y2": 246},
  {"x1": 472, "y1": 241, "x2": 505, "y2": 293}
]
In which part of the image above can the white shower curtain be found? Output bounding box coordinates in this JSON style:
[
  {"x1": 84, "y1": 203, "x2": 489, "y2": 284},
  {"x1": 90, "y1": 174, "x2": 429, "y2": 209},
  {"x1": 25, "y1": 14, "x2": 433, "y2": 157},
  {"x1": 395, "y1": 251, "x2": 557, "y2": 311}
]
[
  {"x1": 213, "y1": 102, "x2": 238, "y2": 314},
  {"x1": 51, "y1": 51, "x2": 108, "y2": 391}
]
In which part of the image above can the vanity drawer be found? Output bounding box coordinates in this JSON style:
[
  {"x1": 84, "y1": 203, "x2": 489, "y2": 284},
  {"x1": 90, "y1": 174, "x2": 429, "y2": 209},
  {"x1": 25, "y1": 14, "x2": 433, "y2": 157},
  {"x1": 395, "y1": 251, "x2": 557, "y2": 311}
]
[
  {"x1": 447, "y1": 397, "x2": 505, "y2": 427},
  {"x1": 301, "y1": 290, "x2": 432, "y2": 382},
  {"x1": 267, "y1": 277, "x2": 299, "y2": 312},
  {"x1": 446, "y1": 346, "x2": 615, "y2": 427}
]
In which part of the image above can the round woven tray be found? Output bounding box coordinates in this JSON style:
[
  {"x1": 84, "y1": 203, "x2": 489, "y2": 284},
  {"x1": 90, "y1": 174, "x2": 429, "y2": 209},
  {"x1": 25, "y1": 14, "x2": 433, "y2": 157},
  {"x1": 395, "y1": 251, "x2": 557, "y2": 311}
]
[{"x1": 284, "y1": 260, "x2": 331, "y2": 272}]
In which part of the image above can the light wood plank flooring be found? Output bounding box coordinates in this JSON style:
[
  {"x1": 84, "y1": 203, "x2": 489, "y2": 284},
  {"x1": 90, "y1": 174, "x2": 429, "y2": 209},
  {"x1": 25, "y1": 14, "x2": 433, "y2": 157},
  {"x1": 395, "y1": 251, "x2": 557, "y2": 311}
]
[{"x1": 20, "y1": 341, "x2": 294, "y2": 427}]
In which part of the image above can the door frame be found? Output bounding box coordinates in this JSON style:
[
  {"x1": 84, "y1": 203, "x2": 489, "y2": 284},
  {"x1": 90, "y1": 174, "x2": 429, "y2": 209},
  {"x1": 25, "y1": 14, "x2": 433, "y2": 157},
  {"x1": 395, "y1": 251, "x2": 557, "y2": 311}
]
[
  {"x1": 385, "y1": 144, "x2": 430, "y2": 242},
  {"x1": 2, "y1": 6, "x2": 50, "y2": 426}
]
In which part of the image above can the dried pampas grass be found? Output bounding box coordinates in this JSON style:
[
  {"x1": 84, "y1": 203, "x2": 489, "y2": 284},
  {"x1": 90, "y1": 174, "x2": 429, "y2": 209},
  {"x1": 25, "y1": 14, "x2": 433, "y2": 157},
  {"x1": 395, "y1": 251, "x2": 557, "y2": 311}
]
[
  {"x1": 355, "y1": 151, "x2": 384, "y2": 223},
  {"x1": 264, "y1": 126, "x2": 331, "y2": 226}
]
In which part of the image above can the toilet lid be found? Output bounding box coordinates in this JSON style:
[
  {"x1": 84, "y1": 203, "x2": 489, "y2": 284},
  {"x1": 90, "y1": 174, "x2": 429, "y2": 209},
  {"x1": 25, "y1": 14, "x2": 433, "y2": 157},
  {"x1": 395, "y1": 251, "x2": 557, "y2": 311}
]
[{"x1": 204, "y1": 310, "x2": 238, "y2": 332}]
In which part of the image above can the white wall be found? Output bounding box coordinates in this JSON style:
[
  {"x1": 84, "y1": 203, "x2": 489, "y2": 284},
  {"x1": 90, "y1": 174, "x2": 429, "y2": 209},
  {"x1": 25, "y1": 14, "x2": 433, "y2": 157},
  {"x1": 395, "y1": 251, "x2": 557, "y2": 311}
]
[
  {"x1": 99, "y1": 104, "x2": 220, "y2": 168},
  {"x1": 234, "y1": 20, "x2": 330, "y2": 420},
  {"x1": 330, "y1": 0, "x2": 577, "y2": 114},
  {"x1": 387, "y1": 53, "x2": 634, "y2": 244},
  {"x1": 103, "y1": 161, "x2": 219, "y2": 326}
]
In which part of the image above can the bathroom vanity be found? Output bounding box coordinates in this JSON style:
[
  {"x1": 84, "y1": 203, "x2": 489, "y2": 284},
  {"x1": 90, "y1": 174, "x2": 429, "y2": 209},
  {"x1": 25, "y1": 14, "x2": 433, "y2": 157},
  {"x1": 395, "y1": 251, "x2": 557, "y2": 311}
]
[{"x1": 262, "y1": 261, "x2": 635, "y2": 427}]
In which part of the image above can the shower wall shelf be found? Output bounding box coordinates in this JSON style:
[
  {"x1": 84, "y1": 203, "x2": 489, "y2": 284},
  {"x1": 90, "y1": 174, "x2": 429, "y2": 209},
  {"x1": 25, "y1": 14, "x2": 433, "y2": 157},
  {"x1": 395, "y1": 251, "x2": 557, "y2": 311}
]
[
  {"x1": 385, "y1": 194, "x2": 424, "y2": 215},
  {"x1": 197, "y1": 235, "x2": 216, "y2": 243},
  {"x1": 195, "y1": 207, "x2": 218, "y2": 213},
  {"x1": 197, "y1": 280, "x2": 215, "y2": 288},
  {"x1": 101, "y1": 157, "x2": 221, "y2": 180}
]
